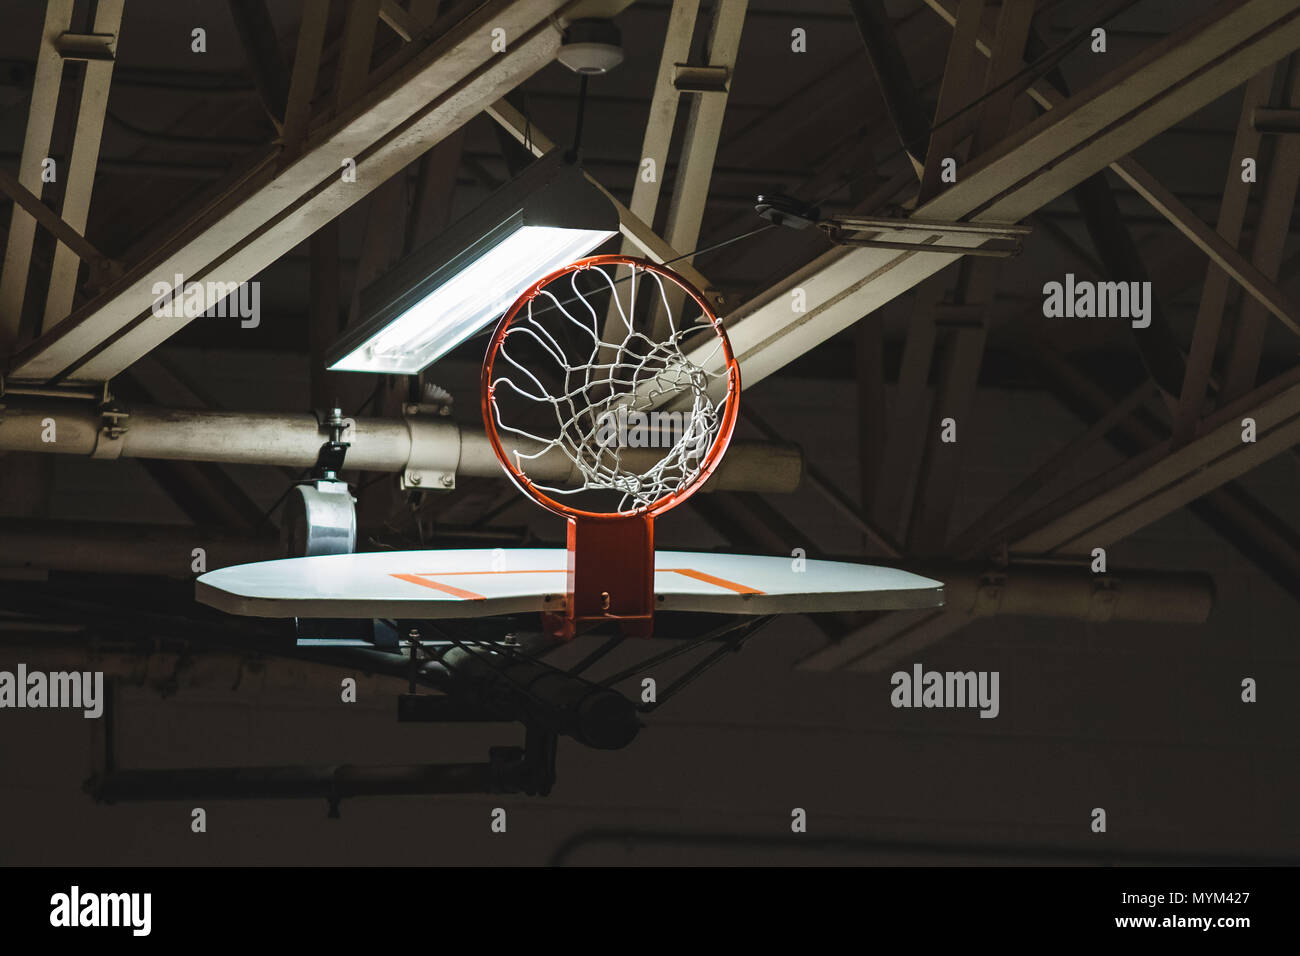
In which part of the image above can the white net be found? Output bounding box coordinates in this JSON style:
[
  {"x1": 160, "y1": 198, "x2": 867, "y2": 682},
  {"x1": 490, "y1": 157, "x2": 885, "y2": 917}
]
[{"x1": 486, "y1": 261, "x2": 733, "y2": 515}]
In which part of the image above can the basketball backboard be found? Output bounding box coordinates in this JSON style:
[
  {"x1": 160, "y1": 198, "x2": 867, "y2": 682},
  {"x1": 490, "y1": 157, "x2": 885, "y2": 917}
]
[{"x1": 197, "y1": 548, "x2": 944, "y2": 622}]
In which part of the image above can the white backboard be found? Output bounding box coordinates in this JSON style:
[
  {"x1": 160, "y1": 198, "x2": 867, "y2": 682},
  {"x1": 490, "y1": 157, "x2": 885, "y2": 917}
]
[{"x1": 197, "y1": 548, "x2": 945, "y2": 620}]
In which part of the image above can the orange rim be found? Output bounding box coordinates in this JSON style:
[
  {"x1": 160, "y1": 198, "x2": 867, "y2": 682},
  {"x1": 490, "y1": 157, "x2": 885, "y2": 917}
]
[{"x1": 480, "y1": 254, "x2": 740, "y2": 521}]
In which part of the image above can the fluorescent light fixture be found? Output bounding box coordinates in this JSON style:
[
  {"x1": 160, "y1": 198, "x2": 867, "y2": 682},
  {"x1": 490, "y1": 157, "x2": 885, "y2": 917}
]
[
  {"x1": 337, "y1": 225, "x2": 612, "y2": 374},
  {"x1": 328, "y1": 152, "x2": 618, "y2": 374}
]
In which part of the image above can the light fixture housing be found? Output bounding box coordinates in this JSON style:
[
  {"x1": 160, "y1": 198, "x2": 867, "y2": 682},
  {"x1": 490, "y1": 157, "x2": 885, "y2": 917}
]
[
  {"x1": 557, "y1": 18, "x2": 624, "y2": 74},
  {"x1": 328, "y1": 152, "x2": 619, "y2": 375}
]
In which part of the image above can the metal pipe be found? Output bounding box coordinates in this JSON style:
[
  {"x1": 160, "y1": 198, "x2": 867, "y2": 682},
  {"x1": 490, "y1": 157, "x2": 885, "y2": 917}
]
[
  {"x1": 0, "y1": 518, "x2": 280, "y2": 575},
  {"x1": 0, "y1": 644, "x2": 426, "y2": 698},
  {"x1": 0, "y1": 384, "x2": 100, "y2": 400},
  {"x1": 87, "y1": 763, "x2": 507, "y2": 803},
  {"x1": 0, "y1": 518, "x2": 531, "y2": 576},
  {"x1": 547, "y1": 827, "x2": 1298, "y2": 867},
  {"x1": 0, "y1": 400, "x2": 802, "y2": 493},
  {"x1": 1253, "y1": 107, "x2": 1300, "y2": 134},
  {"x1": 925, "y1": 564, "x2": 1214, "y2": 624}
]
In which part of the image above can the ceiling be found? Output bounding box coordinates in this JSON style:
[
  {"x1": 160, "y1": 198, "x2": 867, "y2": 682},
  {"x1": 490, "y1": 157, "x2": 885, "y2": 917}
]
[{"x1": 3, "y1": 0, "x2": 1300, "y2": 863}]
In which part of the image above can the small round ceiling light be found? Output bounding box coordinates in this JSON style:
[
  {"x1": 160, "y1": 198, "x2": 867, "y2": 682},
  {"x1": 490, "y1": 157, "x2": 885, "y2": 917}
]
[{"x1": 557, "y1": 18, "x2": 624, "y2": 75}]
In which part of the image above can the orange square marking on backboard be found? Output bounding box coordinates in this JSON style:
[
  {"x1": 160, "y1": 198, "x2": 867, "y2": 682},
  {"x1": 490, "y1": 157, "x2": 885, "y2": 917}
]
[
  {"x1": 661, "y1": 568, "x2": 764, "y2": 595},
  {"x1": 390, "y1": 566, "x2": 765, "y2": 598},
  {"x1": 389, "y1": 573, "x2": 486, "y2": 601}
]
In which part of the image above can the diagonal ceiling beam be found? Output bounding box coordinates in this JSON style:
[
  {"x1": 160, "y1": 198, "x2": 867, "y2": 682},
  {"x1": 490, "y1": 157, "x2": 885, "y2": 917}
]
[
  {"x1": 847, "y1": 0, "x2": 931, "y2": 176},
  {"x1": 927, "y1": 0, "x2": 1300, "y2": 331},
  {"x1": 1173, "y1": 66, "x2": 1275, "y2": 439},
  {"x1": 1220, "y1": 58, "x2": 1300, "y2": 398},
  {"x1": 904, "y1": 0, "x2": 1034, "y2": 555},
  {"x1": 7, "y1": 0, "x2": 631, "y2": 385},
  {"x1": 1010, "y1": 363, "x2": 1300, "y2": 555},
  {"x1": 917, "y1": 0, "x2": 984, "y2": 202},
  {"x1": 684, "y1": 0, "x2": 1300, "y2": 392},
  {"x1": 979, "y1": 328, "x2": 1300, "y2": 594},
  {"x1": 0, "y1": 168, "x2": 107, "y2": 266},
  {"x1": 227, "y1": 0, "x2": 292, "y2": 130}
]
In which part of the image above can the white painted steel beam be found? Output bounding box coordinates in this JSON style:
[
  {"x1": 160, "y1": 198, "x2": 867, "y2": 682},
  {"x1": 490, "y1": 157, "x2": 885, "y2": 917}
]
[
  {"x1": 1172, "y1": 67, "x2": 1275, "y2": 439},
  {"x1": 924, "y1": 0, "x2": 1300, "y2": 332},
  {"x1": 1011, "y1": 369, "x2": 1300, "y2": 555},
  {"x1": 8, "y1": 0, "x2": 635, "y2": 384},
  {"x1": 797, "y1": 564, "x2": 1215, "y2": 672},
  {"x1": 624, "y1": 0, "x2": 700, "y2": 232},
  {"x1": 660, "y1": 0, "x2": 748, "y2": 266},
  {"x1": 41, "y1": 0, "x2": 124, "y2": 334},
  {"x1": 695, "y1": 0, "x2": 1300, "y2": 393},
  {"x1": 0, "y1": 0, "x2": 75, "y2": 350}
]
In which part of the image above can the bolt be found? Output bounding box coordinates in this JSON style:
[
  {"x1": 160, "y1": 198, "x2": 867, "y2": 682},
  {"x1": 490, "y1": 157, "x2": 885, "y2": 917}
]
[
  {"x1": 408, "y1": 472, "x2": 422, "y2": 485},
  {"x1": 439, "y1": 474, "x2": 454, "y2": 487}
]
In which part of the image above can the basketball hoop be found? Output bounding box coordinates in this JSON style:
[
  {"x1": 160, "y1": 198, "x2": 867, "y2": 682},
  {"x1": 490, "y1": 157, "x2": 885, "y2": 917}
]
[{"x1": 481, "y1": 254, "x2": 741, "y2": 638}]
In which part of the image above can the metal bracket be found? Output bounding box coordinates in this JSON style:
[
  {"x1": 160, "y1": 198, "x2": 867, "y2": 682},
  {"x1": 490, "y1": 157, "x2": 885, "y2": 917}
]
[
  {"x1": 673, "y1": 64, "x2": 730, "y2": 93},
  {"x1": 91, "y1": 401, "x2": 128, "y2": 460},
  {"x1": 401, "y1": 402, "x2": 452, "y2": 418},
  {"x1": 311, "y1": 407, "x2": 353, "y2": 480},
  {"x1": 55, "y1": 31, "x2": 118, "y2": 62},
  {"x1": 101, "y1": 406, "x2": 128, "y2": 440},
  {"x1": 1253, "y1": 107, "x2": 1300, "y2": 134},
  {"x1": 402, "y1": 470, "x2": 455, "y2": 490},
  {"x1": 756, "y1": 194, "x2": 1031, "y2": 258},
  {"x1": 281, "y1": 408, "x2": 358, "y2": 557},
  {"x1": 402, "y1": 406, "x2": 457, "y2": 491},
  {"x1": 819, "y1": 216, "x2": 1031, "y2": 258}
]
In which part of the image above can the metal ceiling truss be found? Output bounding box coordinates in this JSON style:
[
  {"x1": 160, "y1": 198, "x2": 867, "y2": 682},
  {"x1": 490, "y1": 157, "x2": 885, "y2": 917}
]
[
  {"x1": 3, "y1": 0, "x2": 1300, "y2": 668},
  {"x1": 805, "y1": 0, "x2": 1300, "y2": 670},
  {"x1": 704, "y1": 0, "x2": 1300, "y2": 392},
  {"x1": 0, "y1": 0, "x2": 123, "y2": 351},
  {"x1": 4, "y1": 0, "x2": 635, "y2": 384}
]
